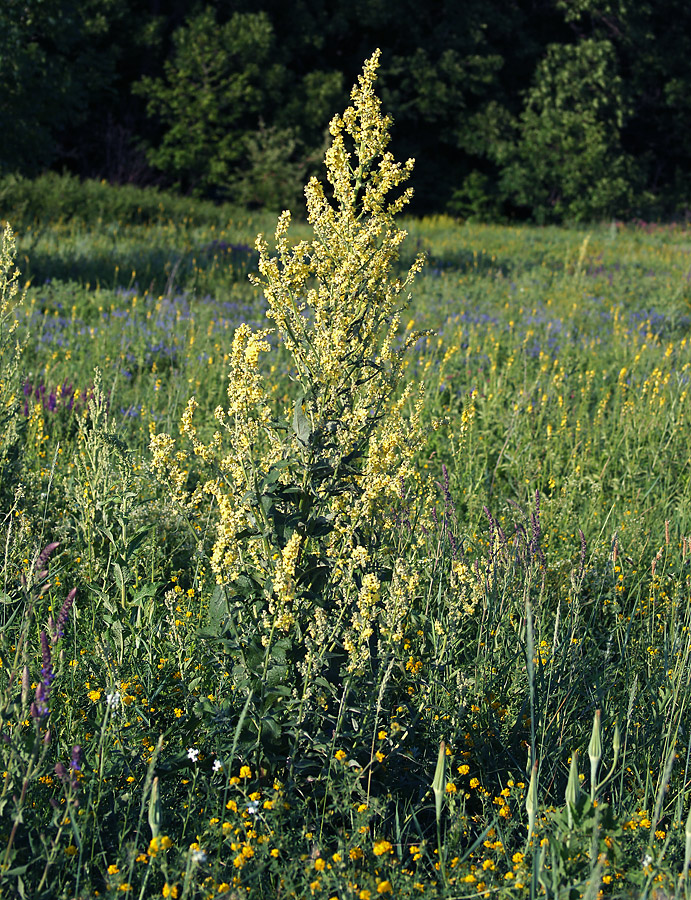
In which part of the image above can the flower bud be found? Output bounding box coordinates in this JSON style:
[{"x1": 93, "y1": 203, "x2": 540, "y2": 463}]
[
  {"x1": 588, "y1": 710, "x2": 602, "y2": 798},
  {"x1": 565, "y1": 751, "x2": 580, "y2": 829},
  {"x1": 526, "y1": 760, "x2": 538, "y2": 837},
  {"x1": 21, "y1": 666, "x2": 30, "y2": 706},
  {"x1": 432, "y1": 741, "x2": 446, "y2": 826}
]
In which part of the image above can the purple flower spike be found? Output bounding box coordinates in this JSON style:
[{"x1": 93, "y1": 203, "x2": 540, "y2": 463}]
[
  {"x1": 33, "y1": 683, "x2": 48, "y2": 719},
  {"x1": 53, "y1": 587, "x2": 77, "y2": 641},
  {"x1": 70, "y1": 745, "x2": 82, "y2": 790},
  {"x1": 40, "y1": 630, "x2": 54, "y2": 687},
  {"x1": 70, "y1": 745, "x2": 82, "y2": 772},
  {"x1": 33, "y1": 630, "x2": 55, "y2": 720},
  {"x1": 36, "y1": 542, "x2": 60, "y2": 571}
]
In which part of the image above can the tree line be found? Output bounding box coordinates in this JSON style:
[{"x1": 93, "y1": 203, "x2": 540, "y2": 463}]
[{"x1": 2, "y1": 0, "x2": 690, "y2": 222}]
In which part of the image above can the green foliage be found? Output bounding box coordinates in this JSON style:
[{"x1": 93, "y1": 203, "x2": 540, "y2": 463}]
[
  {"x1": 134, "y1": 8, "x2": 299, "y2": 205},
  {"x1": 8, "y1": 157, "x2": 691, "y2": 894},
  {"x1": 150, "y1": 52, "x2": 428, "y2": 772},
  {"x1": 227, "y1": 120, "x2": 306, "y2": 212},
  {"x1": 0, "y1": 171, "x2": 244, "y2": 229},
  {"x1": 0, "y1": 225, "x2": 26, "y2": 507},
  {"x1": 496, "y1": 39, "x2": 640, "y2": 222},
  {"x1": 7, "y1": 0, "x2": 691, "y2": 220},
  {"x1": 0, "y1": 0, "x2": 118, "y2": 175}
]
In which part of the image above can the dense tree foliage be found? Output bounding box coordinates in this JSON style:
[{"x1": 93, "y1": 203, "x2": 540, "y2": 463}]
[{"x1": 1, "y1": 0, "x2": 690, "y2": 221}]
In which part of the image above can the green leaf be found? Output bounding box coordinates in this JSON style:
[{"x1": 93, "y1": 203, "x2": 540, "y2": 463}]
[
  {"x1": 292, "y1": 395, "x2": 312, "y2": 445},
  {"x1": 260, "y1": 715, "x2": 281, "y2": 742},
  {"x1": 206, "y1": 584, "x2": 230, "y2": 633},
  {"x1": 125, "y1": 527, "x2": 151, "y2": 562}
]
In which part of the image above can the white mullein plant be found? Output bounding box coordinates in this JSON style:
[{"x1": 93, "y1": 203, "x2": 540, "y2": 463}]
[{"x1": 151, "y1": 50, "x2": 430, "y2": 698}]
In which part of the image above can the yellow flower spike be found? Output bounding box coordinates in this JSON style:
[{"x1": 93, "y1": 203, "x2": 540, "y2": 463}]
[{"x1": 149, "y1": 50, "x2": 427, "y2": 677}]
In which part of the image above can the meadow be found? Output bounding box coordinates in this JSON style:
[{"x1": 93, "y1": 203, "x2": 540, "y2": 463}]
[{"x1": 3, "y1": 61, "x2": 691, "y2": 900}]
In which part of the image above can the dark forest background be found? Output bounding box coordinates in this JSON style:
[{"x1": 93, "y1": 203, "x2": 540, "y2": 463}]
[{"x1": 2, "y1": 0, "x2": 691, "y2": 223}]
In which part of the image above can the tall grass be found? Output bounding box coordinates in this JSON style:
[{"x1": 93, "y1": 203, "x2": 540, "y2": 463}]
[{"x1": 2, "y1": 72, "x2": 691, "y2": 899}]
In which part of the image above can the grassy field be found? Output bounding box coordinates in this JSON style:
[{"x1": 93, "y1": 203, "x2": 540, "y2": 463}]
[{"x1": 3, "y1": 84, "x2": 691, "y2": 898}]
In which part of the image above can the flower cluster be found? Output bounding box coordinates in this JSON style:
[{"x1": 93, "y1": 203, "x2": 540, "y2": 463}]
[{"x1": 151, "y1": 51, "x2": 428, "y2": 672}]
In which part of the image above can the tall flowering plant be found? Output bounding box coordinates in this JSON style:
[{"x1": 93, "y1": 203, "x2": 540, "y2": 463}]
[{"x1": 151, "y1": 51, "x2": 428, "y2": 755}]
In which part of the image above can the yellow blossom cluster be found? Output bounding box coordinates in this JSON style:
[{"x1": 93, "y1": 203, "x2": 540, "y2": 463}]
[{"x1": 150, "y1": 51, "x2": 427, "y2": 672}]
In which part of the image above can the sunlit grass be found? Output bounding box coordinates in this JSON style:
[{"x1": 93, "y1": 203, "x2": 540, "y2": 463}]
[{"x1": 2, "y1": 182, "x2": 691, "y2": 897}]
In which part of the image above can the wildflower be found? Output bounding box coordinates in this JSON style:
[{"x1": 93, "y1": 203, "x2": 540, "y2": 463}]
[
  {"x1": 314, "y1": 859, "x2": 326, "y2": 872},
  {"x1": 65, "y1": 844, "x2": 78, "y2": 856},
  {"x1": 35, "y1": 541, "x2": 60, "y2": 579},
  {"x1": 373, "y1": 840, "x2": 393, "y2": 856},
  {"x1": 162, "y1": 885, "x2": 178, "y2": 898},
  {"x1": 212, "y1": 759, "x2": 223, "y2": 773},
  {"x1": 239, "y1": 765, "x2": 252, "y2": 779},
  {"x1": 335, "y1": 750, "x2": 347, "y2": 762},
  {"x1": 189, "y1": 845, "x2": 206, "y2": 863},
  {"x1": 108, "y1": 864, "x2": 120, "y2": 875},
  {"x1": 37, "y1": 630, "x2": 54, "y2": 708},
  {"x1": 53, "y1": 587, "x2": 77, "y2": 641},
  {"x1": 106, "y1": 692, "x2": 122, "y2": 709},
  {"x1": 151, "y1": 49, "x2": 426, "y2": 676},
  {"x1": 187, "y1": 747, "x2": 200, "y2": 762},
  {"x1": 377, "y1": 882, "x2": 393, "y2": 894},
  {"x1": 149, "y1": 835, "x2": 172, "y2": 857}
]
